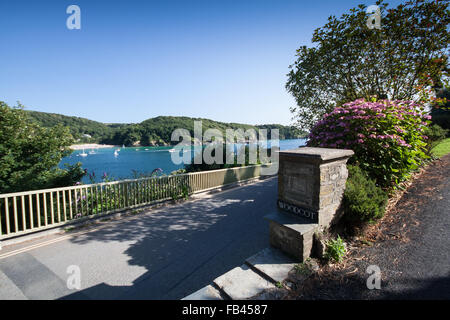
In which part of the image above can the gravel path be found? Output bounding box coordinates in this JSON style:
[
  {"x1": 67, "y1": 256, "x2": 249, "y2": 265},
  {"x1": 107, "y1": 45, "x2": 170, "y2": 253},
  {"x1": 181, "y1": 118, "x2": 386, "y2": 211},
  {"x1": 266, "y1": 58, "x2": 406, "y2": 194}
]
[{"x1": 290, "y1": 155, "x2": 450, "y2": 300}]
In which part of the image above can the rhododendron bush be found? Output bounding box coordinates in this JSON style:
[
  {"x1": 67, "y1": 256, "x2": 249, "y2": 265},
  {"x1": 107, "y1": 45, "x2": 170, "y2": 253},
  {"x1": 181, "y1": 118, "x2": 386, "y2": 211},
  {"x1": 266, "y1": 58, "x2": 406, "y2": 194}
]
[{"x1": 307, "y1": 99, "x2": 431, "y2": 187}]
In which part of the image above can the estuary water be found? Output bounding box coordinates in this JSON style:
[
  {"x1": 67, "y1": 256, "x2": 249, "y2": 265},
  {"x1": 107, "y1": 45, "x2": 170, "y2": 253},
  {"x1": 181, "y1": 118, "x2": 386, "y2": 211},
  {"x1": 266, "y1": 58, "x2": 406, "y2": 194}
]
[{"x1": 60, "y1": 138, "x2": 307, "y2": 183}]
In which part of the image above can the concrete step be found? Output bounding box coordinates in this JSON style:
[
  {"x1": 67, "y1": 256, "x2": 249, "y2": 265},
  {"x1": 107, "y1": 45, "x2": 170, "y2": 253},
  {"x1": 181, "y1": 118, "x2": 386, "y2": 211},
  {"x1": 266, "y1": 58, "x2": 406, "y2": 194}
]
[
  {"x1": 213, "y1": 264, "x2": 276, "y2": 300},
  {"x1": 245, "y1": 247, "x2": 299, "y2": 283},
  {"x1": 181, "y1": 246, "x2": 305, "y2": 300},
  {"x1": 264, "y1": 209, "x2": 318, "y2": 261}
]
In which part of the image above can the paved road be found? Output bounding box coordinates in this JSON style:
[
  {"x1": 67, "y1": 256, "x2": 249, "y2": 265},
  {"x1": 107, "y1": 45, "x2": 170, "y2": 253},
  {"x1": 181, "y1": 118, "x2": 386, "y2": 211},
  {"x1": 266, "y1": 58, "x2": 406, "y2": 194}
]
[
  {"x1": 0, "y1": 177, "x2": 277, "y2": 300},
  {"x1": 374, "y1": 156, "x2": 450, "y2": 299}
]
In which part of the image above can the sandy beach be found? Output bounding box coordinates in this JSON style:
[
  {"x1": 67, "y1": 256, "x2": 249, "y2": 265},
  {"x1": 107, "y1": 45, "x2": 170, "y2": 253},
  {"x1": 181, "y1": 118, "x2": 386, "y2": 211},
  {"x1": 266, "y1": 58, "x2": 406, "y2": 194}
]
[{"x1": 70, "y1": 143, "x2": 119, "y2": 150}]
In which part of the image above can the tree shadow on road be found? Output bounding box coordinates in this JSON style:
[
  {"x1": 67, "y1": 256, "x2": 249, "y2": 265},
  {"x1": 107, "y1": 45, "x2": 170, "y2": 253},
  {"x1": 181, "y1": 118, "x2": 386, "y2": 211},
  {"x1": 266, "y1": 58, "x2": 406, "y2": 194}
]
[{"x1": 60, "y1": 178, "x2": 277, "y2": 300}]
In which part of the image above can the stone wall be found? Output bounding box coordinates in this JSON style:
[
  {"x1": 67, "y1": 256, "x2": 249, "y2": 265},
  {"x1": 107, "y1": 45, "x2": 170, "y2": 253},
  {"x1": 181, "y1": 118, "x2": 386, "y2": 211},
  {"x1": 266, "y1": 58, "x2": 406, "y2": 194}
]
[{"x1": 318, "y1": 158, "x2": 350, "y2": 227}]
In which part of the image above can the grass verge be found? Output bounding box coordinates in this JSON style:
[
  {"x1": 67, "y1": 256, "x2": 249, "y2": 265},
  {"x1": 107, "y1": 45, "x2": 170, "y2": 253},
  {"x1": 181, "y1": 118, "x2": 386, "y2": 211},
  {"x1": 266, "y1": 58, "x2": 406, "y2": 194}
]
[{"x1": 431, "y1": 138, "x2": 450, "y2": 158}]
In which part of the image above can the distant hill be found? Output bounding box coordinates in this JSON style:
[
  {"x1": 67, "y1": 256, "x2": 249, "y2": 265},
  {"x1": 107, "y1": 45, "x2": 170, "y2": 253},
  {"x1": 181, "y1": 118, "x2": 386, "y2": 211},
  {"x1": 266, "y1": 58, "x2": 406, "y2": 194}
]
[
  {"x1": 26, "y1": 111, "x2": 307, "y2": 146},
  {"x1": 26, "y1": 110, "x2": 121, "y2": 142}
]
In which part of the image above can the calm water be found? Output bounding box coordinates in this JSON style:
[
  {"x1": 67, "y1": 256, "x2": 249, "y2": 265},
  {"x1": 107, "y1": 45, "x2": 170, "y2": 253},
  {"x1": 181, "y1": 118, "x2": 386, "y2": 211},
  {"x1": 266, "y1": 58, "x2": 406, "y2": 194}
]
[{"x1": 60, "y1": 138, "x2": 306, "y2": 183}]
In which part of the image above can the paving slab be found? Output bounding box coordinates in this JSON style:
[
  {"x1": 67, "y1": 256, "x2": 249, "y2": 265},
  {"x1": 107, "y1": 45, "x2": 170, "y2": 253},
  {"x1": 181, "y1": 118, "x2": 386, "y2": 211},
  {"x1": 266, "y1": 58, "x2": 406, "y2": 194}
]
[
  {"x1": 213, "y1": 264, "x2": 275, "y2": 300},
  {"x1": 245, "y1": 247, "x2": 299, "y2": 283},
  {"x1": 181, "y1": 285, "x2": 223, "y2": 300}
]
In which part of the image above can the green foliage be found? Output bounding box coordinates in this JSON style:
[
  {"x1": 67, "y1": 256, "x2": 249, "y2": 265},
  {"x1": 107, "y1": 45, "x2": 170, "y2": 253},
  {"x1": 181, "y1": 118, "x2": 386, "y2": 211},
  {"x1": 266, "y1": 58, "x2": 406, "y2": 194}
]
[
  {"x1": 180, "y1": 184, "x2": 190, "y2": 200},
  {"x1": 275, "y1": 281, "x2": 284, "y2": 289},
  {"x1": 342, "y1": 165, "x2": 388, "y2": 225},
  {"x1": 324, "y1": 236, "x2": 347, "y2": 263},
  {"x1": 425, "y1": 124, "x2": 448, "y2": 143},
  {"x1": 286, "y1": 0, "x2": 450, "y2": 130},
  {"x1": 170, "y1": 168, "x2": 187, "y2": 175},
  {"x1": 308, "y1": 99, "x2": 430, "y2": 187},
  {"x1": 431, "y1": 88, "x2": 450, "y2": 131},
  {"x1": 170, "y1": 182, "x2": 190, "y2": 201},
  {"x1": 0, "y1": 102, "x2": 85, "y2": 193},
  {"x1": 294, "y1": 261, "x2": 313, "y2": 277}
]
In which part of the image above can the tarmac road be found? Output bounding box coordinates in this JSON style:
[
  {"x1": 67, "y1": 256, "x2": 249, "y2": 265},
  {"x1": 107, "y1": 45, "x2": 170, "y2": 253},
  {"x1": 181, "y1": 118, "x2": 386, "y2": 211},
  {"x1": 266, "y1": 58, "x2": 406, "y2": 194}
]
[{"x1": 0, "y1": 177, "x2": 277, "y2": 300}]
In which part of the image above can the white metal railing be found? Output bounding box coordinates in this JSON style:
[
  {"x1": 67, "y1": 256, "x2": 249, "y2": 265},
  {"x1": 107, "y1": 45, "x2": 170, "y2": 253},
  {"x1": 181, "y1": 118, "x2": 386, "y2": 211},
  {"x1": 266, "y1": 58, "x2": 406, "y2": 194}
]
[{"x1": 0, "y1": 164, "x2": 273, "y2": 240}]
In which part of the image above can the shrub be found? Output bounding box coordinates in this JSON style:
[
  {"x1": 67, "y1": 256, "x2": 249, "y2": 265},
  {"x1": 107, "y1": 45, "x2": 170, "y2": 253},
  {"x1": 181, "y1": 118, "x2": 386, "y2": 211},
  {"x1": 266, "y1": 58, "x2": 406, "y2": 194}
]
[
  {"x1": 342, "y1": 165, "x2": 388, "y2": 225},
  {"x1": 424, "y1": 124, "x2": 448, "y2": 155},
  {"x1": 324, "y1": 236, "x2": 346, "y2": 263},
  {"x1": 425, "y1": 124, "x2": 448, "y2": 143},
  {"x1": 430, "y1": 88, "x2": 450, "y2": 131},
  {"x1": 307, "y1": 98, "x2": 430, "y2": 187}
]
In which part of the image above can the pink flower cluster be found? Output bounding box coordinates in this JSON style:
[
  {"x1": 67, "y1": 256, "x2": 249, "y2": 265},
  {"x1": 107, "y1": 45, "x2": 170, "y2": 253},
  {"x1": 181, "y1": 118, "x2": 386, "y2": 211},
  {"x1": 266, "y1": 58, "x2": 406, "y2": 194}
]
[
  {"x1": 308, "y1": 98, "x2": 432, "y2": 186},
  {"x1": 307, "y1": 98, "x2": 430, "y2": 151}
]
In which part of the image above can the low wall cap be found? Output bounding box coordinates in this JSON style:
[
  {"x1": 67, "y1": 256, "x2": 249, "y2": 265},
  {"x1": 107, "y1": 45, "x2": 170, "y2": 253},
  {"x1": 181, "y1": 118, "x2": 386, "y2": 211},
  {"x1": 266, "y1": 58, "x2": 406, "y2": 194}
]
[{"x1": 278, "y1": 147, "x2": 354, "y2": 161}]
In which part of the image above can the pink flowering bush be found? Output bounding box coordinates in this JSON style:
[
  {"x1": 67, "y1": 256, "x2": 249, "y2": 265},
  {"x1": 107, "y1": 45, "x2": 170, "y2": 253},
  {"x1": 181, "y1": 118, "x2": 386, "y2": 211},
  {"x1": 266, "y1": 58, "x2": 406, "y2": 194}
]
[{"x1": 307, "y1": 99, "x2": 431, "y2": 187}]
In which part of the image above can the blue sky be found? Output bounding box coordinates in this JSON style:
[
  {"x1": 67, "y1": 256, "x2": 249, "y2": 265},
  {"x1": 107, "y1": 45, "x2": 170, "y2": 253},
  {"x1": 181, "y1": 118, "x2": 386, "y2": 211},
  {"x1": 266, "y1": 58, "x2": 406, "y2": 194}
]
[{"x1": 0, "y1": 0, "x2": 404, "y2": 125}]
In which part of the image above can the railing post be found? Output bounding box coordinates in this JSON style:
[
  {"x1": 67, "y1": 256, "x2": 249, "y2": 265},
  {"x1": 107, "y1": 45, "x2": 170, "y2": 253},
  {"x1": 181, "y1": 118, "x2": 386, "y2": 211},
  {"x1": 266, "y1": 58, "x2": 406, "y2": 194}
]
[{"x1": 124, "y1": 183, "x2": 128, "y2": 207}]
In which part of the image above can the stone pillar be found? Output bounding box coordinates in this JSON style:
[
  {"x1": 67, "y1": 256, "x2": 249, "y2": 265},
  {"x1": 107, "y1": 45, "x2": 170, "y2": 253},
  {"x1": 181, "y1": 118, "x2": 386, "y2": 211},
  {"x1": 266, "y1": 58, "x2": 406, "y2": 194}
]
[
  {"x1": 265, "y1": 147, "x2": 353, "y2": 261},
  {"x1": 277, "y1": 147, "x2": 354, "y2": 228}
]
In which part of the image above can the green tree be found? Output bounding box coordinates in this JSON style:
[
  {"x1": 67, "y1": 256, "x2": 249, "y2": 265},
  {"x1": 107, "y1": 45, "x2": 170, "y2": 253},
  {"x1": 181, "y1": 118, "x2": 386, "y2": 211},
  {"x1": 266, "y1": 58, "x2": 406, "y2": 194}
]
[
  {"x1": 0, "y1": 102, "x2": 85, "y2": 193},
  {"x1": 286, "y1": 0, "x2": 449, "y2": 130},
  {"x1": 121, "y1": 126, "x2": 142, "y2": 146}
]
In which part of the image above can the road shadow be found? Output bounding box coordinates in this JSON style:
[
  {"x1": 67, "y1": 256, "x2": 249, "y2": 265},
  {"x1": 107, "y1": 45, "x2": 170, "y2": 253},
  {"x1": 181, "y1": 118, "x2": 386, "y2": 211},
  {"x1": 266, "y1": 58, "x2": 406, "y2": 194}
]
[{"x1": 61, "y1": 178, "x2": 277, "y2": 299}]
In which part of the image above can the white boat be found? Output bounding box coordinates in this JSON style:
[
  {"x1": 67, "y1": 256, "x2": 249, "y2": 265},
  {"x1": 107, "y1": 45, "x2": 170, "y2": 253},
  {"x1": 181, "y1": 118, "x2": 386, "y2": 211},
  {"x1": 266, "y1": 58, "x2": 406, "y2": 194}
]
[
  {"x1": 114, "y1": 149, "x2": 119, "y2": 157},
  {"x1": 80, "y1": 149, "x2": 88, "y2": 157},
  {"x1": 89, "y1": 149, "x2": 96, "y2": 154}
]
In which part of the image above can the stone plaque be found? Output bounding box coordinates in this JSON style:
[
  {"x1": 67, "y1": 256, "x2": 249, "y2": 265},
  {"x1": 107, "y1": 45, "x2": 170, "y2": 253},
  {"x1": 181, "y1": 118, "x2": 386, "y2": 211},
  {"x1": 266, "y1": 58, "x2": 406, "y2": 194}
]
[{"x1": 277, "y1": 200, "x2": 317, "y2": 221}]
